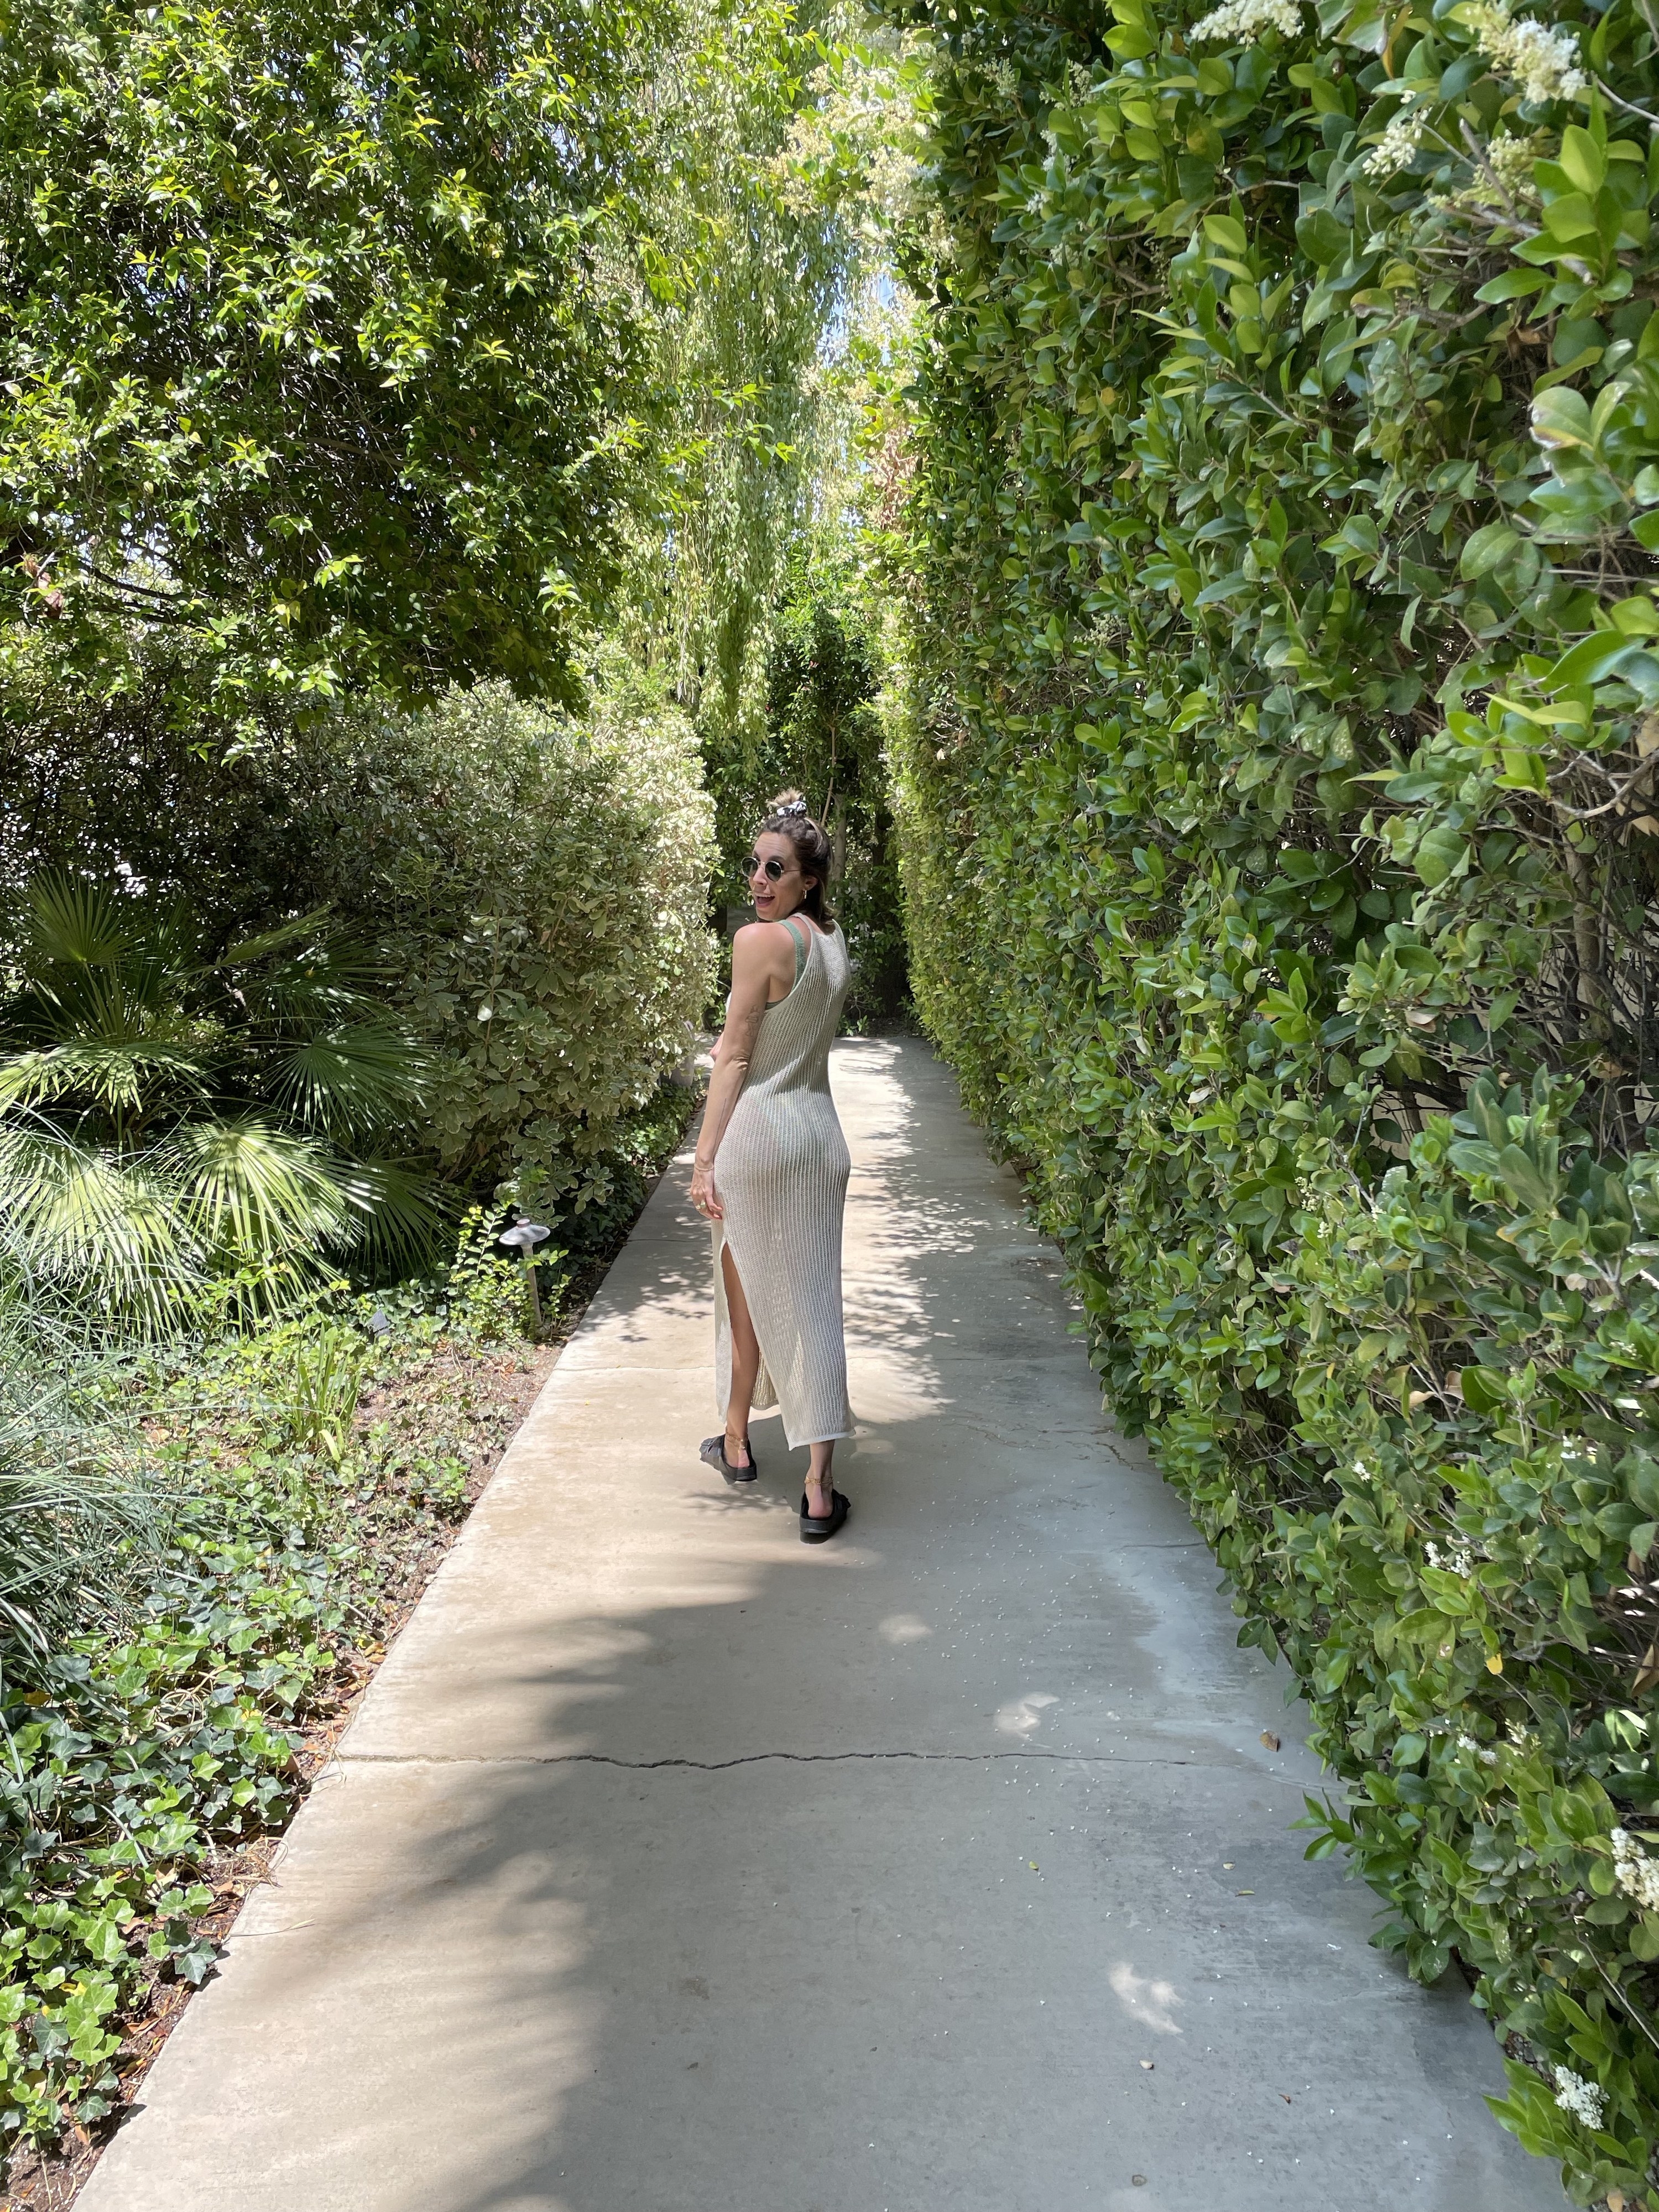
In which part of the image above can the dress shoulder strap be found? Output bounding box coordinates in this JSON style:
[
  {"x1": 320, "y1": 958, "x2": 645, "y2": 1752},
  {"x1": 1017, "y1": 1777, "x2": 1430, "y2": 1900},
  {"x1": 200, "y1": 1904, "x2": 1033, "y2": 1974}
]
[{"x1": 781, "y1": 915, "x2": 809, "y2": 984}]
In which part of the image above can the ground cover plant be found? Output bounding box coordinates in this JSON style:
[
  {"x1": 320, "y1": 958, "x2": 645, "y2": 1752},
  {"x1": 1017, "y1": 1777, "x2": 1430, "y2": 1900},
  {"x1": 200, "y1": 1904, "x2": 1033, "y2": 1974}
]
[
  {"x1": 0, "y1": 1232, "x2": 546, "y2": 2170},
  {"x1": 869, "y1": 0, "x2": 1659, "y2": 2197}
]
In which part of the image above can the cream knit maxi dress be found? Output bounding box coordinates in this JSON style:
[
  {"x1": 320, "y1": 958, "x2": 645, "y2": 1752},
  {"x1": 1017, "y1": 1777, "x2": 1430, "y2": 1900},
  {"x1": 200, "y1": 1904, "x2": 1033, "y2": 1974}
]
[{"x1": 712, "y1": 917, "x2": 853, "y2": 1449}]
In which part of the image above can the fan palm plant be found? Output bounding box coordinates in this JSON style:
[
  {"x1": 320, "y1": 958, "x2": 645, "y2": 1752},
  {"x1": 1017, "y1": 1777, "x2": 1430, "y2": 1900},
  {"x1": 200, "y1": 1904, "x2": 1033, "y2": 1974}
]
[{"x1": 0, "y1": 877, "x2": 436, "y2": 1318}]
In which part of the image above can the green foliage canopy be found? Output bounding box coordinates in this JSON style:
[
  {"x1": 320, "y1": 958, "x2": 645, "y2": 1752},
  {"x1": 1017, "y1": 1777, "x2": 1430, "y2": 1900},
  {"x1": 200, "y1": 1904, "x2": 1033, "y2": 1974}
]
[
  {"x1": 751, "y1": 572, "x2": 908, "y2": 1020},
  {"x1": 874, "y1": 0, "x2": 1659, "y2": 2197},
  {"x1": 0, "y1": 0, "x2": 667, "y2": 714},
  {"x1": 631, "y1": 0, "x2": 857, "y2": 735}
]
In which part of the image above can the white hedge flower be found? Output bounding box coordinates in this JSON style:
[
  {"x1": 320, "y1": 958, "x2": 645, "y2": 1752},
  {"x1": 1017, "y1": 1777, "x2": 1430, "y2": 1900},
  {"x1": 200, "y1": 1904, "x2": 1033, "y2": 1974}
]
[
  {"x1": 1551, "y1": 2067, "x2": 1606, "y2": 2131},
  {"x1": 1190, "y1": 0, "x2": 1302, "y2": 44},
  {"x1": 1431, "y1": 129, "x2": 1545, "y2": 211},
  {"x1": 1456, "y1": 1731, "x2": 1499, "y2": 1765},
  {"x1": 1463, "y1": 1, "x2": 1587, "y2": 104},
  {"x1": 1426, "y1": 1540, "x2": 1474, "y2": 1577},
  {"x1": 1486, "y1": 132, "x2": 1545, "y2": 192},
  {"x1": 1611, "y1": 1828, "x2": 1659, "y2": 1914},
  {"x1": 1364, "y1": 108, "x2": 1429, "y2": 178}
]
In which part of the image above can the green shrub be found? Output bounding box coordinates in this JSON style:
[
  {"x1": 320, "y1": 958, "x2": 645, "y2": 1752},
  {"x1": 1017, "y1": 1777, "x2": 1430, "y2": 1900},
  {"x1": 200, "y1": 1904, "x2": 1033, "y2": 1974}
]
[
  {"x1": 0, "y1": 1287, "x2": 165, "y2": 1652},
  {"x1": 0, "y1": 671, "x2": 714, "y2": 1260},
  {"x1": 878, "y1": 0, "x2": 1659, "y2": 2200},
  {"x1": 265, "y1": 676, "x2": 717, "y2": 1217},
  {"x1": 440, "y1": 1208, "x2": 545, "y2": 1343}
]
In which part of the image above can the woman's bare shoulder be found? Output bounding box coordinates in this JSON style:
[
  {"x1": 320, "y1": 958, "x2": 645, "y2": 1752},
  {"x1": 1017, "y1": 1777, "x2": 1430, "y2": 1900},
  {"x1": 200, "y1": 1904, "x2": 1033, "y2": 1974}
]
[
  {"x1": 731, "y1": 920, "x2": 796, "y2": 975},
  {"x1": 732, "y1": 919, "x2": 795, "y2": 954}
]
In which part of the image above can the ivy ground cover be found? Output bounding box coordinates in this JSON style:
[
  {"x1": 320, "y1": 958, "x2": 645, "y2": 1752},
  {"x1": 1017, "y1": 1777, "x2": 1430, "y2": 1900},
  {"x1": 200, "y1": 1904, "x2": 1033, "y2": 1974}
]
[
  {"x1": 880, "y1": 0, "x2": 1659, "y2": 2197},
  {"x1": 0, "y1": 1233, "x2": 552, "y2": 2185}
]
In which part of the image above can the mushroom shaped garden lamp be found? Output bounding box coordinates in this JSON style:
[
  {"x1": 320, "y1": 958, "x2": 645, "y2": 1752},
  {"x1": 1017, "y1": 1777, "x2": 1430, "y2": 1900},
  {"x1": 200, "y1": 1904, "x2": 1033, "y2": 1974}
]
[{"x1": 496, "y1": 1216, "x2": 552, "y2": 1327}]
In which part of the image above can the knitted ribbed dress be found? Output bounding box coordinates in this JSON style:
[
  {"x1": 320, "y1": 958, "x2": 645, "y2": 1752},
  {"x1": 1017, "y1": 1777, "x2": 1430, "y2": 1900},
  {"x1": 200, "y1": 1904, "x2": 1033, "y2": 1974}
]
[{"x1": 712, "y1": 918, "x2": 853, "y2": 1449}]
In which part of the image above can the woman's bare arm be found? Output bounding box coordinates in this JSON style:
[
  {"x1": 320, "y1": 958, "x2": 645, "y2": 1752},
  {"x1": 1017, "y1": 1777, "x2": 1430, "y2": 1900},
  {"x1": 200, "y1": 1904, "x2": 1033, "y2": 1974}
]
[{"x1": 690, "y1": 925, "x2": 791, "y2": 1220}]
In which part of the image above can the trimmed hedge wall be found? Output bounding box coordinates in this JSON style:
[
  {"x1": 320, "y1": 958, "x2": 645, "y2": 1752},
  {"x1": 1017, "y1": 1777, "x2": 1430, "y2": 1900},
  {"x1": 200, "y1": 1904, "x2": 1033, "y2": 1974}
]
[{"x1": 881, "y1": 0, "x2": 1659, "y2": 2198}]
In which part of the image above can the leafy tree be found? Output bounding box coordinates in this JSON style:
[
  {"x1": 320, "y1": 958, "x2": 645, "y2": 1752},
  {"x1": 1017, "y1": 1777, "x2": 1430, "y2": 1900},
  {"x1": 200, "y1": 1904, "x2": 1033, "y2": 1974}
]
[
  {"x1": 0, "y1": 0, "x2": 670, "y2": 720},
  {"x1": 625, "y1": 1, "x2": 857, "y2": 738},
  {"x1": 698, "y1": 546, "x2": 905, "y2": 1021}
]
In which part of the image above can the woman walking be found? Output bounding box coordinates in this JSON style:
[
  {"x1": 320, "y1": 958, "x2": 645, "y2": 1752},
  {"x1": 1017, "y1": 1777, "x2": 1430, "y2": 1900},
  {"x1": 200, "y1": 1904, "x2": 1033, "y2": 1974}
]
[{"x1": 689, "y1": 792, "x2": 853, "y2": 1542}]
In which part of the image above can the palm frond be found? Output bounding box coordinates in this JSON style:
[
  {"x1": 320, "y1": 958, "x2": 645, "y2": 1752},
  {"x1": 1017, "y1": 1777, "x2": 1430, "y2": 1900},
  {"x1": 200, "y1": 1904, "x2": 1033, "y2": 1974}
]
[
  {"x1": 162, "y1": 1115, "x2": 349, "y2": 1262},
  {"x1": 0, "y1": 1120, "x2": 201, "y2": 1321},
  {"x1": 234, "y1": 941, "x2": 389, "y2": 1027},
  {"x1": 260, "y1": 1024, "x2": 430, "y2": 1136},
  {"x1": 328, "y1": 1155, "x2": 448, "y2": 1265},
  {"x1": 23, "y1": 875, "x2": 136, "y2": 968},
  {"x1": 4, "y1": 874, "x2": 438, "y2": 1302},
  {"x1": 9, "y1": 901, "x2": 204, "y2": 1046},
  {"x1": 0, "y1": 1042, "x2": 211, "y2": 1117},
  {"x1": 217, "y1": 908, "x2": 336, "y2": 970}
]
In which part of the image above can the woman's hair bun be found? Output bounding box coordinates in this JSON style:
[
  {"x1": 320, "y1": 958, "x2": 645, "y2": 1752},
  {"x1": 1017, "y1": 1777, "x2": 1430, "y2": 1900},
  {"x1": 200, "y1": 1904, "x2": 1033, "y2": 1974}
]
[{"x1": 755, "y1": 789, "x2": 832, "y2": 921}]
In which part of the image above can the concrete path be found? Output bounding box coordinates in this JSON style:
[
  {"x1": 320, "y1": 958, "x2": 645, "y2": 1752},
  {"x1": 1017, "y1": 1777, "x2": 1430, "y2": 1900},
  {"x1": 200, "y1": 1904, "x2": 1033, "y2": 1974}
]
[{"x1": 80, "y1": 1037, "x2": 1563, "y2": 2212}]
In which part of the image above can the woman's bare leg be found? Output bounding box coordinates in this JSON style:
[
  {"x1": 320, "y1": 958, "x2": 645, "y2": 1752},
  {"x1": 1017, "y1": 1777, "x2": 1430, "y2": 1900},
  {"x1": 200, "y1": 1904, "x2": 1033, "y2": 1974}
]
[
  {"x1": 721, "y1": 1242, "x2": 760, "y2": 1470},
  {"x1": 724, "y1": 1241, "x2": 837, "y2": 1511},
  {"x1": 805, "y1": 1439, "x2": 835, "y2": 1517}
]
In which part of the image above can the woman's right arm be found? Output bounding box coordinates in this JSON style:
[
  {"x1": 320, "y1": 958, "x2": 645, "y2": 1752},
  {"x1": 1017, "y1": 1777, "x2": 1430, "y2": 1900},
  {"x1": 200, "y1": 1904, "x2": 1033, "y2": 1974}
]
[{"x1": 690, "y1": 926, "x2": 780, "y2": 1220}]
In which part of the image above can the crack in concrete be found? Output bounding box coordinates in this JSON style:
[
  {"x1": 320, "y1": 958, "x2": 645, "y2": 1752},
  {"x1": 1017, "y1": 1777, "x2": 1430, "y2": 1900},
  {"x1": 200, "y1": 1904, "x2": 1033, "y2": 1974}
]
[
  {"x1": 1111, "y1": 1539, "x2": 1207, "y2": 1550},
  {"x1": 338, "y1": 1745, "x2": 1303, "y2": 1777}
]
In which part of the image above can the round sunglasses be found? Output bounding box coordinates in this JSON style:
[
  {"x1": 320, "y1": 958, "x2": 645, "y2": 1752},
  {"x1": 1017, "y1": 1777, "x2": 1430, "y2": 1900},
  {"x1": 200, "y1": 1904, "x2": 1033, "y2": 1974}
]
[{"x1": 742, "y1": 853, "x2": 792, "y2": 883}]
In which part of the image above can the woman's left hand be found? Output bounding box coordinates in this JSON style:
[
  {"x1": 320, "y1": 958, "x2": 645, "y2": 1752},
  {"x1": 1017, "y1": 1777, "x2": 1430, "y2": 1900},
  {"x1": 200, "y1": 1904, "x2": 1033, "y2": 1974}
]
[{"x1": 690, "y1": 1157, "x2": 722, "y2": 1222}]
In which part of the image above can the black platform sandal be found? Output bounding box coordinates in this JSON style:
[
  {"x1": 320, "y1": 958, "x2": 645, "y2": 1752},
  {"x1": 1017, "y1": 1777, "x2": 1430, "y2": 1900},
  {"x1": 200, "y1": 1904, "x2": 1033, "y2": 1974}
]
[
  {"x1": 799, "y1": 1488, "x2": 849, "y2": 1543},
  {"x1": 701, "y1": 1433, "x2": 758, "y2": 1486}
]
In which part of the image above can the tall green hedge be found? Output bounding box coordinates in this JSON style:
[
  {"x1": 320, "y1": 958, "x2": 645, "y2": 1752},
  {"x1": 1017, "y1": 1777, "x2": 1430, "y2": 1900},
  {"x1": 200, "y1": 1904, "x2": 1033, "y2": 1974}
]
[{"x1": 880, "y1": 0, "x2": 1659, "y2": 2197}]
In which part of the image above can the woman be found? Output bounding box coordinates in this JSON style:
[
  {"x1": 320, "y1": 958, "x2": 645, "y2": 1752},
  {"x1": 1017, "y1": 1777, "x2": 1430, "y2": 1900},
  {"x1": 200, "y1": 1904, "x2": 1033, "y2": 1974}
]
[{"x1": 689, "y1": 792, "x2": 853, "y2": 1542}]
